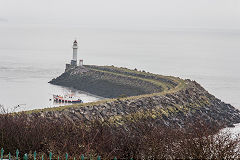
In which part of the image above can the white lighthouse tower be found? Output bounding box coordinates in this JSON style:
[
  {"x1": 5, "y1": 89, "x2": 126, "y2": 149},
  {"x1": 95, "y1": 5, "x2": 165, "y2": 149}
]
[
  {"x1": 65, "y1": 40, "x2": 84, "y2": 72},
  {"x1": 71, "y1": 40, "x2": 78, "y2": 66}
]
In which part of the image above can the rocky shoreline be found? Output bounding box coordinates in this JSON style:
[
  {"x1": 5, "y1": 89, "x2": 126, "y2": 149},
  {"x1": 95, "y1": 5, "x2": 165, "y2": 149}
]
[
  {"x1": 49, "y1": 65, "x2": 165, "y2": 98},
  {"x1": 41, "y1": 65, "x2": 240, "y2": 128}
]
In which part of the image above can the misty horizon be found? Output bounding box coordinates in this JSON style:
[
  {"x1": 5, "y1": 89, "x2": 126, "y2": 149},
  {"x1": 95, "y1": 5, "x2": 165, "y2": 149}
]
[{"x1": 0, "y1": 0, "x2": 240, "y2": 30}]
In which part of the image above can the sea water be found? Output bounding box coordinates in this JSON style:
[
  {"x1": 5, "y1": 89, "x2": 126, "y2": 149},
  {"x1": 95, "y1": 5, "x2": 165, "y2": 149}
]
[{"x1": 0, "y1": 24, "x2": 240, "y2": 112}]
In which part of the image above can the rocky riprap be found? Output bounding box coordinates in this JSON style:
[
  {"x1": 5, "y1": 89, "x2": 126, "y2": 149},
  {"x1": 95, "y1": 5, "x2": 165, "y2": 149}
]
[
  {"x1": 28, "y1": 66, "x2": 240, "y2": 128},
  {"x1": 49, "y1": 65, "x2": 182, "y2": 98}
]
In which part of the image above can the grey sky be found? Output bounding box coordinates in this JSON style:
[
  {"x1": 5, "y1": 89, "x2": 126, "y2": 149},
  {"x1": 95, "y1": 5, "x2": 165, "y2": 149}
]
[{"x1": 0, "y1": 0, "x2": 240, "y2": 29}]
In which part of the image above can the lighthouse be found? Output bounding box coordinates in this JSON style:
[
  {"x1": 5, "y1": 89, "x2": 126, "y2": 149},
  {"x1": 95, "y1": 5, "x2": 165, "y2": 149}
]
[
  {"x1": 71, "y1": 40, "x2": 78, "y2": 66},
  {"x1": 65, "y1": 40, "x2": 83, "y2": 72}
]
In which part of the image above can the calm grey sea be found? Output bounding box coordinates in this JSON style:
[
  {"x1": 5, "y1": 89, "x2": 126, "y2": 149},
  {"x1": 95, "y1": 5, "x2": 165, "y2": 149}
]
[{"x1": 0, "y1": 24, "x2": 239, "y2": 111}]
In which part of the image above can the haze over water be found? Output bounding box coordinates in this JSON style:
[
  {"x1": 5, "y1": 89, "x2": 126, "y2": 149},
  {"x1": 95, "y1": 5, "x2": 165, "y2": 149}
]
[{"x1": 0, "y1": 24, "x2": 239, "y2": 111}]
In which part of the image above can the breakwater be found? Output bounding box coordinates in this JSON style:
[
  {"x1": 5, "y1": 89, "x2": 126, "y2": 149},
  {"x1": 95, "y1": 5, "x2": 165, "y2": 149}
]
[{"x1": 25, "y1": 65, "x2": 240, "y2": 128}]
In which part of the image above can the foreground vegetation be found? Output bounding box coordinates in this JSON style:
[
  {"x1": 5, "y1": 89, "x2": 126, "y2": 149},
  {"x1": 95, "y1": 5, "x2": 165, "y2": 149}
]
[{"x1": 1, "y1": 113, "x2": 240, "y2": 159}]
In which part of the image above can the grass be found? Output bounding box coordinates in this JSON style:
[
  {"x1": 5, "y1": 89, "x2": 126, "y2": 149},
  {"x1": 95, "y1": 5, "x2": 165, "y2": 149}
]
[
  {"x1": 86, "y1": 65, "x2": 180, "y2": 88},
  {"x1": 86, "y1": 65, "x2": 179, "y2": 82}
]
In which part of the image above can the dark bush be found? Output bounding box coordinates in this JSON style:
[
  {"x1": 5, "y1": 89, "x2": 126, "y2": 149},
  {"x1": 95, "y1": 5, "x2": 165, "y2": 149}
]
[{"x1": 0, "y1": 113, "x2": 239, "y2": 159}]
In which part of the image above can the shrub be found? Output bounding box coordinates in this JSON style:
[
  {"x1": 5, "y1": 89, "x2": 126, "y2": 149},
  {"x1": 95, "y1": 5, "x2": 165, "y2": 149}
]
[{"x1": 0, "y1": 113, "x2": 239, "y2": 159}]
